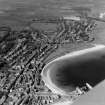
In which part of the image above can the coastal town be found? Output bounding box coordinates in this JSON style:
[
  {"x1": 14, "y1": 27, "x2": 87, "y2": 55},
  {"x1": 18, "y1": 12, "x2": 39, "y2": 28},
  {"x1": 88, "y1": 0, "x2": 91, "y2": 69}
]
[{"x1": 0, "y1": 16, "x2": 96, "y2": 105}]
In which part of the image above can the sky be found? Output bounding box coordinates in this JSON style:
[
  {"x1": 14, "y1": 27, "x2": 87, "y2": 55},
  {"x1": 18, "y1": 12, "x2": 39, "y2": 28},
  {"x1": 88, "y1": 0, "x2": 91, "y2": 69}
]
[{"x1": 0, "y1": 0, "x2": 104, "y2": 17}]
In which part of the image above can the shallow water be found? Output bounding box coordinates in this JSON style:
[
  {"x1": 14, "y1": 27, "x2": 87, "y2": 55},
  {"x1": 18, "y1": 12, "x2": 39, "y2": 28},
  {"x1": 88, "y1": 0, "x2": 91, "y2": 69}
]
[
  {"x1": 55, "y1": 57, "x2": 105, "y2": 87},
  {"x1": 49, "y1": 46, "x2": 105, "y2": 92}
]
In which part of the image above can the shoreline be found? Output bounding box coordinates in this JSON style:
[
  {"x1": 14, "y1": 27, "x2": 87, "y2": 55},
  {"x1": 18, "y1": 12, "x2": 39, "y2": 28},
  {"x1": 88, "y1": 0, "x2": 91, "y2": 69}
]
[{"x1": 41, "y1": 44, "x2": 105, "y2": 96}]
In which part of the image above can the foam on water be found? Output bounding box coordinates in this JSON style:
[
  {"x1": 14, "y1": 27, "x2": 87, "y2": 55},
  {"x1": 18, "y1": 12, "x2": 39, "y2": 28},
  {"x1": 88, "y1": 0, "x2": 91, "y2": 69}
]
[{"x1": 41, "y1": 44, "x2": 105, "y2": 95}]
